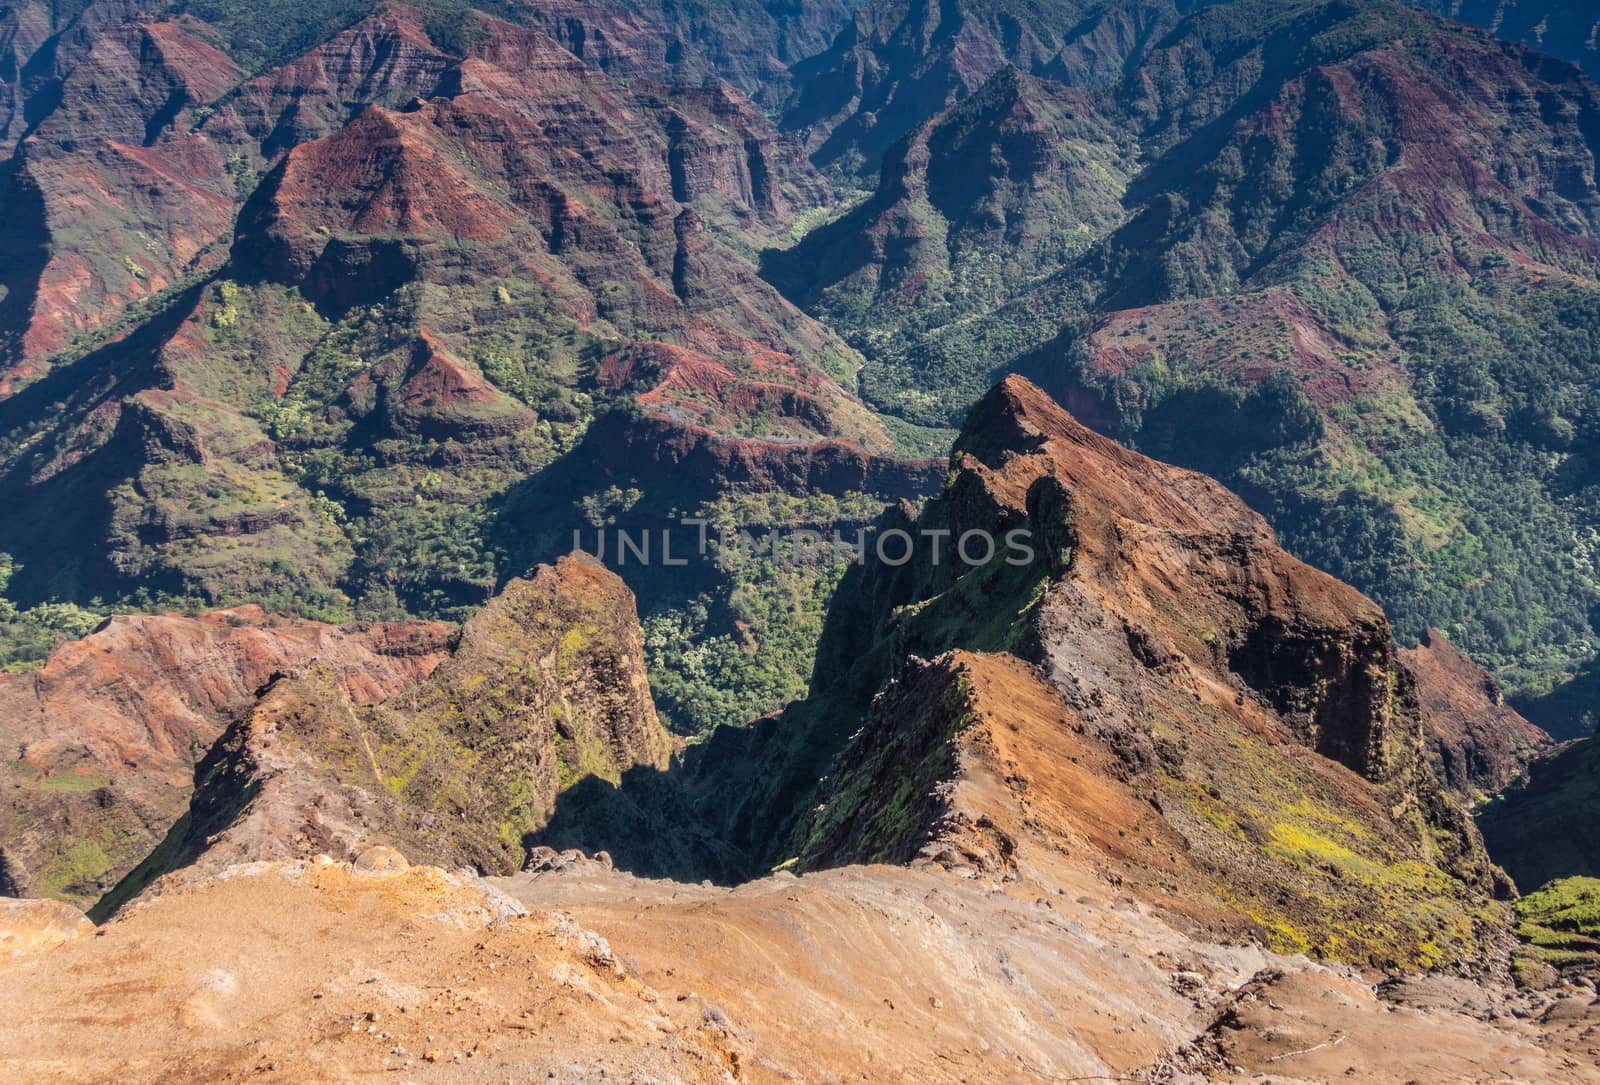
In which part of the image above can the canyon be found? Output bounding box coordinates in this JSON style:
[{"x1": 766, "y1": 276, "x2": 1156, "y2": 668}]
[{"x1": 4, "y1": 1, "x2": 1600, "y2": 1079}]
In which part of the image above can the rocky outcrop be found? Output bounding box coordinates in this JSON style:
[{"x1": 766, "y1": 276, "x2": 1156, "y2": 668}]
[
  {"x1": 0, "y1": 895, "x2": 93, "y2": 956},
  {"x1": 539, "y1": 375, "x2": 1510, "y2": 972},
  {"x1": 784, "y1": 376, "x2": 1504, "y2": 970},
  {"x1": 767, "y1": 0, "x2": 1600, "y2": 740},
  {"x1": 99, "y1": 555, "x2": 676, "y2": 915},
  {"x1": 383, "y1": 330, "x2": 537, "y2": 439},
  {"x1": 0, "y1": 607, "x2": 452, "y2": 906},
  {"x1": 800, "y1": 650, "x2": 1204, "y2": 898},
  {"x1": 1401, "y1": 628, "x2": 1551, "y2": 799},
  {"x1": 209, "y1": 6, "x2": 454, "y2": 158}
]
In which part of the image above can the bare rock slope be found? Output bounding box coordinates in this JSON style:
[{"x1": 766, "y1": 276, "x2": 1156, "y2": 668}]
[
  {"x1": 1401, "y1": 627, "x2": 1552, "y2": 800},
  {"x1": 0, "y1": 606, "x2": 451, "y2": 904},
  {"x1": 755, "y1": 375, "x2": 1509, "y2": 971},
  {"x1": 2, "y1": 848, "x2": 1596, "y2": 1084},
  {"x1": 97, "y1": 554, "x2": 675, "y2": 916}
]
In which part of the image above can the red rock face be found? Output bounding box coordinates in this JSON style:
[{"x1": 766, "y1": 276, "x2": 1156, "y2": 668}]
[
  {"x1": 0, "y1": 607, "x2": 452, "y2": 904},
  {"x1": 1400, "y1": 628, "x2": 1551, "y2": 799},
  {"x1": 772, "y1": 376, "x2": 1503, "y2": 970},
  {"x1": 481, "y1": 0, "x2": 852, "y2": 103},
  {"x1": 404, "y1": 331, "x2": 510, "y2": 410},
  {"x1": 1083, "y1": 289, "x2": 1407, "y2": 412},
  {"x1": 92, "y1": 556, "x2": 677, "y2": 912},
  {"x1": 0, "y1": 8, "x2": 561, "y2": 378},
  {"x1": 1410, "y1": 1, "x2": 1600, "y2": 80},
  {"x1": 1292, "y1": 39, "x2": 1600, "y2": 273},
  {"x1": 0, "y1": 2, "x2": 835, "y2": 384},
  {"x1": 3, "y1": 17, "x2": 243, "y2": 363},
  {"x1": 266, "y1": 106, "x2": 518, "y2": 251},
  {"x1": 211, "y1": 7, "x2": 454, "y2": 155},
  {"x1": 387, "y1": 330, "x2": 536, "y2": 439},
  {"x1": 600, "y1": 337, "x2": 862, "y2": 442},
  {"x1": 220, "y1": 20, "x2": 834, "y2": 360}
]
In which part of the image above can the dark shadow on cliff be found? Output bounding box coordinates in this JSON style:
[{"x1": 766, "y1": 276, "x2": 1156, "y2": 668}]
[
  {"x1": 532, "y1": 695, "x2": 872, "y2": 884},
  {"x1": 1478, "y1": 734, "x2": 1600, "y2": 892},
  {"x1": 528, "y1": 500, "x2": 945, "y2": 884},
  {"x1": 530, "y1": 764, "x2": 757, "y2": 884},
  {"x1": 0, "y1": 157, "x2": 49, "y2": 367},
  {"x1": 0, "y1": 280, "x2": 209, "y2": 603}
]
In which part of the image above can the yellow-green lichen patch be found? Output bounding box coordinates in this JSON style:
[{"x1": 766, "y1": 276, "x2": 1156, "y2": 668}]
[{"x1": 1514, "y1": 877, "x2": 1600, "y2": 969}]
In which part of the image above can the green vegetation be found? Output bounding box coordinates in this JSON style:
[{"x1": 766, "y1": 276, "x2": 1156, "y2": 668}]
[
  {"x1": 1073, "y1": 269, "x2": 1600, "y2": 696},
  {"x1": 645, "y1": 556, "x2": 846, "y2": 737},
  {"x1": 0, "y1": 555, "x2": 103, "y2": 671},
  {"x1": 770, "y1": 68, "x2": 1135, "y2": 427},
  {"x1": 1514, "y1": 877, "x2": 1600, "y2": 971},
  {"x1": 10, "y1": 0, "x2": 1600, "y2": 766},
  {"x1": 640, "y1": 492, "x2": 895, "y2": 736},
  {"x1": 765, "y1": 0, "x2": 1600, "y2": 717},
  {"x1": 173, "y1": 0, "x2": 520, "y2": 71}
]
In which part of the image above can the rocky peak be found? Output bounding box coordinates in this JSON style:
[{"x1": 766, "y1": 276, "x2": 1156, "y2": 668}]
[
  {"x1": 27, "y1": 16, "x2": 240, "y2": 147},
  {"x1": 945, "y1": 376, "x2": 1428, "y2": 784},
  {"x1": 786, "y1": 375, "x2": 1503, "y2": 969},
  {"x1": 95, "y1": 554, "x2": 676, "y2": 915},
  {"x1": 386, "y1": 329, "x2": 536, "y2": 439},
  {"x1": 952, "y1": 374, "x2": 1279, "y2": 540},
  {"x1": 0, "y1": 605, "x2": 452, "y2": 906},
  {"x1": 211, "y1": 5, "x2": 455, "y2": 158}
]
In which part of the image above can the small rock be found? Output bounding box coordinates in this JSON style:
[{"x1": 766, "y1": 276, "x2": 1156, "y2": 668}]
[
  {"x1": 1543, "y1": 996, "x2": 1592, "y2": 1023},
  {"x1": 0, "y1": 898, "x2": 95, "y2": 956},
  {"x1": 523, "y1": 847, "x2": 565, "y2": 874},
  {"x1": 353, "y1": 846, "x2": 410, "y2": 874}
]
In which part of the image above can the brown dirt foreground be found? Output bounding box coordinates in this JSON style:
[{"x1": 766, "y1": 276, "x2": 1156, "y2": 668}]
[{"x1": 2, "y1": 852, "x2": 1598, "y2": 1084}]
